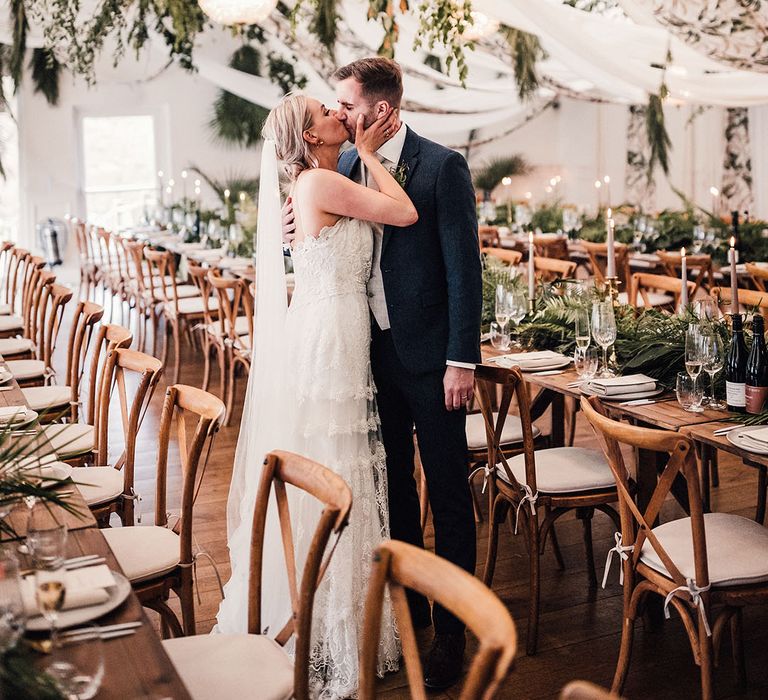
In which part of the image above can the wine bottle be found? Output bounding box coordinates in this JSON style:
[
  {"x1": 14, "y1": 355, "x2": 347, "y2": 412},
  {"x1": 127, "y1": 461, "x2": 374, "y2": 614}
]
[
  {"x1": 746, "y1": 315, "x2": 768, "y2": 414},
  {"x1": 726, "y1": 313, "x2": 747, "y2": 413}
]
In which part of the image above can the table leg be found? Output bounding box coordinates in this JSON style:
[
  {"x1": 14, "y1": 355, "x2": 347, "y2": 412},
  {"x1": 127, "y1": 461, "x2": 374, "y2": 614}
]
[{"x1": 550, "y1": 392, "x2": 565, "y2": 448}]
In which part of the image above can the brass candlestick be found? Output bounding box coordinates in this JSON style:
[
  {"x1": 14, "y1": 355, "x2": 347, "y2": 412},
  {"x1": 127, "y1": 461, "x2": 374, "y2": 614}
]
[{"x1": 603, "y1": 277, "x2": 621, "y2": 306}]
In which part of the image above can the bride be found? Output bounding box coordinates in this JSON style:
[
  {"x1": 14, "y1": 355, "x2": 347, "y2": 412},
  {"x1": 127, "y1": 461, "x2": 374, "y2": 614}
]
[{"x1": 216, "y1": 93, "x2": 417, "y2": 699}]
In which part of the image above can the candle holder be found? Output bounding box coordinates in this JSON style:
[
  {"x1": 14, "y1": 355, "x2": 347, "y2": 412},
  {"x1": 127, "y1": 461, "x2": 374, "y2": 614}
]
[
  {"x1": 602, "y1": 277, "x2": 621, "y2": 306},
  {"x1": 528, "y1": 297, "x2": 535, "y2": 315}
]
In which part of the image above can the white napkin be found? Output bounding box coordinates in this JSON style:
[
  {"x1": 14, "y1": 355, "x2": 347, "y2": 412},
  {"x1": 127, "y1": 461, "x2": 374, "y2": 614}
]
[
  {"x1": 740, "y1": 426, "x2": 768, "y2": 446},
  {"x1": 585, "y1": 374, "x2": 657, "y2": 396},
  {"x1": 21, "y1": 564, "x2": 114, "y2": 617},
  {"x1": 0, "y1": 406, "x2": 27, "y2": 422},
  {"x1": 492, "y1": 350, "x2": 565, "y2": 369}
]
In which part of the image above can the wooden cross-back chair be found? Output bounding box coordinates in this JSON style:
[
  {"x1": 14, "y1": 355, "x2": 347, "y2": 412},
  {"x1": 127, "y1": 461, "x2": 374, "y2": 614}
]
[
  {"x1": 533, "y1": 235, "x2": 569, "y2": 260},
  {"x1": 186, "y1": 263, "x2": 224, "y2": 398},
  {"x1": 8, "y1": 280, "x2": 72, "y2": 389},
  {"x1": 360, "y1": 540, "x2": 517, "y2": 700},
  {"x1": 746, "y1": 262, "x2": 768, "y2": 293},
  {"x1": 476, "y1": 364, "x2": 619, "y2": 655},
  {"x1": 628, "y1": 273, "x2": 695, "y2": 311},
  {"x1": 207, "y1": 271, "x2": 254, "y2": 425},
  {"x1": 479, "y1": 226, "x2": 500, "y2": 248},
  {"x1": 0, "y1": 251, "x2": 40, "y2": 340},
  {"x1": 39, "y1": 323, "x2": 133, "y2": 465},
  {"x1": 19, "y1": 258, "x2": 50, "y2": 339},
  {"x1": 73, "y1": 220, "x2": 97, "y2": 299},
  {"x1": 73, "y1": 347, "x2": 163, "y2": 526},
  {"x1": 162, "y1": 449, "x2": 353, "y2": 698},
  {"x1": 581, "y1": 241, "x2": 631, "y2": 287},
  {"x1": 144, "y1": 248, "x2": 206, "y2": 384},
  {"x1": 0, "y1": 241, "x2": 15, "y2": 313},
  {"x1": 103, "y1": 384, "x2": 225, "y2": 637},
  {"x1": 481, "y1": 247, "x2": 523, "y2": 266},
  {"x1": 3, "y1": 246, "x2": 30, "y2": 313},
  {"x1": 123, "y1": 240, "x2": 157, "y2": 351},
  {"x1": 20, "y1": 300, "x2": 104, "y2": 421},
  {"x1": 710, "y1": 286, "x2": 768, "y2": 317},
  {"x1": 534, "y1": 256, "x2": 577, "y2": 283},
  {"x1": 580, "y1": 396, "x2": 768, "y2": 700},
  {"x1": 657, "y1": 251, "x2": 713, "y2": 296}
]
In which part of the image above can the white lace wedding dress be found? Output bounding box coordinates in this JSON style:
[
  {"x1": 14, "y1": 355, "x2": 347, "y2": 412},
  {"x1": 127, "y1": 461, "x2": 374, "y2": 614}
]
[{"x1": 216, "y1": 216, "x2": 400, "y2": 699}]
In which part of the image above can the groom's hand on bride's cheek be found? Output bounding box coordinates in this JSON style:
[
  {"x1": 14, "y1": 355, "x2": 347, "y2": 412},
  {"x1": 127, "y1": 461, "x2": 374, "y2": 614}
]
[
  {"x1": 444, "y1": 366, "x2": 474, "y2": 411},
  {"x1": 282, "y1": 196, "x2": 296, "y2": 246}
]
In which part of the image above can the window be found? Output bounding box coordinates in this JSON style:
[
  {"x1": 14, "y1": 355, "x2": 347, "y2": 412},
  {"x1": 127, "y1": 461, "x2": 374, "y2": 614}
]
[{"x1": 81, "y1": 115, "x2": 157, "y2": 229}]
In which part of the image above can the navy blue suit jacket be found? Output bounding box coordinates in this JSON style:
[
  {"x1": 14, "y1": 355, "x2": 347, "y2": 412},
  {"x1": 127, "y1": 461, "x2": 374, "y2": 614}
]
[{"x1": 338, "y1": 128, "x2": 482, "y2": 375}]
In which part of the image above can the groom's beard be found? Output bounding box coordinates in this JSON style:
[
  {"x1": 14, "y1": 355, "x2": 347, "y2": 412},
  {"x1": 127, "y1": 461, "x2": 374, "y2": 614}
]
[{"x1": 344, "y1": 109, "x2": 378, "y2": 142}]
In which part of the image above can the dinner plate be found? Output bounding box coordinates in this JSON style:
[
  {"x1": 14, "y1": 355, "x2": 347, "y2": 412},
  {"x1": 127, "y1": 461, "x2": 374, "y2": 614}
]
[
  {"x1": 518, "y1": 358, "x2": 572, "y2": 372},
  {"x1": 579, "y1": 386, "x2": 664, "y2": 402},
  {"x1": 25, "y1": 571, "x2": 131, "y2": 631},
  {"x1": 726, "y1": 426, "x2": 768, "y2": 455},
  {"x1": 0, "y1": 408, "x2": 38, "y2": 427}
]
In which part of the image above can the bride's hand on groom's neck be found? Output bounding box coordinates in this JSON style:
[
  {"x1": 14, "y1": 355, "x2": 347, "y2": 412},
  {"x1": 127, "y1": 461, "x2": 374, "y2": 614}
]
[{"x1": 355, "y1": 110, "x2": 398, "y2": 158}]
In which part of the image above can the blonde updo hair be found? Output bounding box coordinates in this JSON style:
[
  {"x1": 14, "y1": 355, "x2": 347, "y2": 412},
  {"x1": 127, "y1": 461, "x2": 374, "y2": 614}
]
[{"x1": 262, "y1": 93, "x2": 318, "y2": 181}]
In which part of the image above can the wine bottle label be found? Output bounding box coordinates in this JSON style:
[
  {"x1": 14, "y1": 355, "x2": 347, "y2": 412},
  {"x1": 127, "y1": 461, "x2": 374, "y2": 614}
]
[
  {"x1": 726, "y1": 381, "x2": 746, "y2": 407},
  {"x1": 745, "y1": 385, "x2": 768, "y2": 414}
]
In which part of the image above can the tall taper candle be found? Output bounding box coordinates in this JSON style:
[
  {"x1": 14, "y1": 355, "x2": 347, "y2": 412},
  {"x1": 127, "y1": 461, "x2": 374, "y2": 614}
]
[
  {"x1": 606, "y1": 216, "x2": 616, "y2": 278},
  {"x1": 679, "y1": 247, "x2": 688, "y2": 313},
  {"x1": 730, "y1": 236, "x2": 738, "y2": 312},
  {"x1": 528, "y1": 231, "x2": 535, "y2": 303}
]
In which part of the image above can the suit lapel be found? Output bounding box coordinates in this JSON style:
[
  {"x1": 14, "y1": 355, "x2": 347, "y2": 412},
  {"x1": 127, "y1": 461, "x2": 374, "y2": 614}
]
[
  {"x1": 382, "y1": 128, "x2": 421, "y2": 255},
  {"x1": 338, "y1": 148, "x2": 361, "y2": 181}
]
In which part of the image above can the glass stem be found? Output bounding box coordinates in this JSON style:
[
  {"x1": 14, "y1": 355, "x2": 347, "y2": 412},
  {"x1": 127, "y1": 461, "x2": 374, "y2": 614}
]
[
  {"x1": 710, "y1": 372, "x2": 716, "y2": 402},
  {"x1": 51, "y1": 615, "x2": 58, "y2": 651},
  {"x1": 602, "y1": 345, "x2": 608, "y2": 371}
]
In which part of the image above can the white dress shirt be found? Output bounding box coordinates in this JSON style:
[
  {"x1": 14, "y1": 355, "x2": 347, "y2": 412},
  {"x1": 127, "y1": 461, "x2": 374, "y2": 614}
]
[{"x1": 359, "y1": 123, "x2": 474, "y2": 371}]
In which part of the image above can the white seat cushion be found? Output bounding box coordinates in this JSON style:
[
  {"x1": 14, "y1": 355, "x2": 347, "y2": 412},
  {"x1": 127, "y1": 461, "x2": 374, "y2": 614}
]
[
  {"x1": 206, "y1": 316, "x2": 250, "y2": 338},
  {"x1": 40, "y1": 423, "x2": 95, "y2": 457},
  {"x1": 71, "y1": 466, "x2": 124, "y2": 506},
  {"x1": 22, "y1": 385, "x2": 71, "y2": 411},
  {"x1": 618, "y1": 291, "x2": 674, "y2": 307},
  {"x1": 466, "y1": 412, "x2": 541, "y2": 450},
  {"x1": 7, "y1": 359, "x2": 45, "y2": 380},
  {"x1": 175, "y1": 296, "x2": 220, "y2": 315},
  {"x1": 640, "y1": 512, "x2": 768, "y2": 587},
  {"x1": 497, "y1": 447, "x2": 615, "y2": 493},
  {"x1": 163, "y1": 634, "x2": 293, "y2": 700},
  {"x1": 102, "y1": 525, "x2": 180, "y2": 583},
  {"x1": 0, "y1": 337, "x2": 35, "y2": 355},
  {"x1": 153, "y1": 284, "x2": 200, "y2": 300},
  {"x1": 0, "y1": 315, "x2": 23, "y2": 331},
  {"x1": 0, "y1": 303, "x2": 12, "y2": 315}
]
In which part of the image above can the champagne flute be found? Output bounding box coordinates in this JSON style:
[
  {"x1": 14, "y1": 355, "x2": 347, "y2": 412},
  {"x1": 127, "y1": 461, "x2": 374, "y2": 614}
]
[
  {"x1": 702, "y1": 331, "x2": 726, "y2": 409},
  {"x1": 575, "y1": 307, "x2": 591, "y2": 350},
  {"x1": 591, "y1": 301, "x2": 617, "y2": 377},
  {"x1": 495, "y1": 284, "x2": 513, "y2": 351},
  {"x1": 685, "y1": 324, "x2": 705, "y2": 380},
  {"x1": 509, "y1": 289, "x2": 528, "y2": 348}
]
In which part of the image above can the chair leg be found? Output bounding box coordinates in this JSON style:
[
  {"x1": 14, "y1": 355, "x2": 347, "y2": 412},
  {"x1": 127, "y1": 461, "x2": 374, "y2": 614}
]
[
  {"x1": 172, "y1": 319, "x2": 181, "y2": 384},
  {"x1": 612, "y1": 610, "x2": 636, "y2": 695},
  {"x1": 152, "y1": 308, "x2": 161, "y2": 358},
  {"x1": 202, "y1": 341, "x2": 212, "y2": 392},
  {"x1": 576, "y1": 507, "x2": 597, "y2": 588},
  {"x1": 217, "y1": 345, "x2": 227, "y2": 400},
  {"x1": 699, "y1": 621, "x2": 715, "y2": 700},
  {"x1": 710, "y1": 449, "x2": 719, "y2": 488},
  {"x1": 482, "y1": 494, "x2": 508, "y2": 587},
  {"x1": 467, "y1": 461, "x2": 484, "y2": 523},
  {"x1": 224, "y1": 349, "x2": 236, "y2": 426},
  {"x1": 526, "y1": 512, "x2": 541, "y2": 656},
  {"x1": 756, "y1": 466, "x2": 767, "y2": 524},
  {"x1": 546, "y1": 508, "x2": 565, "y2": 571},
  {"x1": 177, "y1": 573, "x2": 196, "y2": 637},
  {"x1": 730, "y1": 607, "x2": 747, "y2": 688},
  {"x1": 160, "y1": 317, "x2": 169, "y2": 368}
]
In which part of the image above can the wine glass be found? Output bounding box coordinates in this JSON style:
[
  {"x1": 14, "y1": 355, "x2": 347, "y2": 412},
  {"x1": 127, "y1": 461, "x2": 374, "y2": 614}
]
[
  {"x1": 693, "y1": 297, "x2": 719, "y2": 323},
  {"x1": 676, "y1": 372, "x2": 704, "y2": 413},
  {"x1": 591, "y1": 301, "x2": 617, "y2": 377},
  {"x1": 575, "y1": 307, "x2": 591, "y2": 350},
  {"x1": 489, "y1": 322, "x2": 504, "y2": 350},
  {"x1": 702, "y1": 331, "x2": 726, "y2": 409},
  {"x1": 508, "y1": 289, "x2": 528, "y2": 348},
  {"x1": 495, "y1": 285, "x2": 513, "y2": 351},
  {"x1": 47, "y1": 626, "x2": 105, "y2": 700},
  {"x1": 0, "y1": 548, "x2": 25, "y2": 653},
  {"x1": 685, "y1": 324, "x2": 705, "y2": 382}
]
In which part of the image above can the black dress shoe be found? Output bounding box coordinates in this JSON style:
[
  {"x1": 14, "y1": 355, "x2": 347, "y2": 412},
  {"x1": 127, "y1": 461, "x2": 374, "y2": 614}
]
[{"x1": 423, "y1": 632, "x2": 466, "y2": 690}]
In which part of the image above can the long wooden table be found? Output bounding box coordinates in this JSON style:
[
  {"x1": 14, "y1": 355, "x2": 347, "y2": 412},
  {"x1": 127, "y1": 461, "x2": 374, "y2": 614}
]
[{"x1": 0, "y1": 358, "x2": 191, "y2": 699}]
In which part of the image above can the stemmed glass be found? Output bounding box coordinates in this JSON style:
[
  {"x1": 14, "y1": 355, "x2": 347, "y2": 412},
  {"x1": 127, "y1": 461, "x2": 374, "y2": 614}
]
[
  {"x1": 575, "y1": 307, "x2": 591, "y2": 350},
  {"x1": 495, "y1": 284, "x2": 513, "y2": 351},
  {"x1": 684, "y1": 324, "x2": 705, "y2": 413},
  {"x1": 591, "y1": 301, "x2": 617, "y2": 377},
  {"x1": 0, "y1": 548, "x2": 25, "y2": 653},
  {"x1": 508, "y1": 289, "x2": 528, "y2": 348},
  {"x1": 702, "y1": 331, "x2": 726, "y2": 409}
]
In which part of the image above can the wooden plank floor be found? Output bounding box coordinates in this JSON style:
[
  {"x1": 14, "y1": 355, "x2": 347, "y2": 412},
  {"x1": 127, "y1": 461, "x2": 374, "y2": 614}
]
[{"x1": 55, "y1": 293, "x2": 768, "y2": 700}]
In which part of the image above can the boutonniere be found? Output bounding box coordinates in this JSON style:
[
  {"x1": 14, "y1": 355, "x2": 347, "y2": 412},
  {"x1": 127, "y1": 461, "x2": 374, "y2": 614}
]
[{"x1": 389, "y1": 161, "x2": 409, "y2": 189}]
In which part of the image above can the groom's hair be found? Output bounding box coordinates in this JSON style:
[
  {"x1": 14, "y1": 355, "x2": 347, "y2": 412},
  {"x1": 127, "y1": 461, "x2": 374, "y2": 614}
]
[{"x1": 333, "y1": 58, "x2": 403, "y2": 110}]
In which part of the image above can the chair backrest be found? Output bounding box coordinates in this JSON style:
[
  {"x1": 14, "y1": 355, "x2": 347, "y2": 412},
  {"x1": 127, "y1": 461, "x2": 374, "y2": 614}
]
[
  {"x1": 86, "y1": 324, "x2": 133, "y2": 429},
  {"x1": 534, "y1": 256, "x2": 577, "y2": 283},
  {"x1": 657, "y1": 251, "x2": 712, "y2": 295},
  {"x1": 482, "y1": 247, "x2": 522, "y2": 266},
  {"x1": 208, "y1": 272, "x2": 254, "y2": 351},
  {"x1": 533, "y1": 236, "x2": 569, "y2": 260},
  {"x1": 746, "y1": 263, "x2": 768, "y2": 293},
  {"x1": 247, "y1": 449, "x2": 353, "y2": 698},
  {"x1": 154, "y1": 385, "x2": 225, "y2": 572},
  {"x1": 187, "y1": 263, "x2": 218, "y2": 329},
  {"x1": 23, "y1": 263, "x2": 53, "y2": 340},
  {"x1": 474, "y1": 364, "x2": 543, "y2": 495},
  {"x1": 110, "y1": 232, "x2": 130, "y2": 285},
  {"x1": 579, "y1": 396, "x2": 710, "y2": 592},
  {"x1": 96, "y1": 348, "x2": 163, "y2": 521},
  {"x1": 124, "y1": 241, "x2": 149, "y2": 296},
  {"x1": 360, "y1": 540, "x2": 517, "y2": 700},
  {"x1": 710, "y1": 286, "x2": 768, "y2": 317},
  {"x1": 582, "y1": 241, "x2": 630, "y2": 286},
  {"x1": 31, "y1": 281, "x2": 73, "y2": 373},
  {"x1": 72, "y1": 221, "x2": 90, "y2": 266},
  {"x1": 629, "y1": 273, "x2": 695, "y2": 309},
  {"x1": 63, "y1": 301, "x2": 104, "y2": 421},
  {"x1": 144, "y1": 248, "x2": 181, "y2": 312},
  {"x1": 478, "y1": 226, "x2": 500, "y2": 248},
  {"x1": 0, "y1": 242, "x2": 14, "y2": 304},
  {"x1": 4, "y1": 247, "x2": 31, "y2": 313}
]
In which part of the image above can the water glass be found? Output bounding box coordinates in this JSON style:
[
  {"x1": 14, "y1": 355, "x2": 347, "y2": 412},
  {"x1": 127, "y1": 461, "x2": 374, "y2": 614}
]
[
  {"x1": 489, "y1": 322, "x2": 509, "y2": 351},
  {"x1": 676, "y1": 372, "x2": 704, "y2": 413},
  {"x1": 509, "y1": 289, "x2": 528, "y2": 348},
  {"x1": 495, "y1": 284, "x2": 513, "y2": 344},
  {"x1": 47, "y1": 626, "x2": 105, "y2": 700},
  {"x1": 0, "y1": 548, "x2": 25, "y2": 652},
  {"x1": 574, "y1": 347, "x2": 599, "y2": 380},
  {"x1": 591, "y1": 301, "x2": 617, "y2": 377}
]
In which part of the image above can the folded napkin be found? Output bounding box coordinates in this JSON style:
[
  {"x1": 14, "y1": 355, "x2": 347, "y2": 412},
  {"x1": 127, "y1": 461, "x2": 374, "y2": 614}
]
[
  {"x1": 0, "y1": 406, "x2": 27, "y2": 422},
  {"x1": 585, "y1": 374, "x2": 657, "y2": 397},
  {"x1": 22, "y1": 565, "x2": 115, "y2": 617},
  {"x1": 740, "y1": 426, "x2": 768, "y2": 446},
  {"x1": 493, "y1": 350, "x2": 566, "y2": 369}
]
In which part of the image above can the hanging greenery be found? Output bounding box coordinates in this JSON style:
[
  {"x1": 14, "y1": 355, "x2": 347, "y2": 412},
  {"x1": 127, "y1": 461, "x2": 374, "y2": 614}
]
[
  {"x1": 499, "y1": 25, "x2": 544, "y2": 101},
  {"x1": 646, "y1": 48, "x2": 672, "y2": 179},
  {"x1": 29, "y1": 48, "x2": 61, "y2": 105},
  {"x1": 472, "y1": 155, "x2": 530, "y2": 198},
  {"x1": 308, "y1": 0, "x2": 339, "y2": 55},
  {"x1": 267, "y1": 53, "x2": 308, "y2": 94},
  {"x1": 412, "y1": 0, "x2": 473, "y2": 85},
  {"x1": 209, "y1": 45, "x2": 269, "y2": 148}
]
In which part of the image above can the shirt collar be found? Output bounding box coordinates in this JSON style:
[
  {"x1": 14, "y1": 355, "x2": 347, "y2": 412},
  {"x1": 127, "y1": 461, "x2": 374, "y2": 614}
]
[{"x1": 376, "y1": 122, "x2": 407, "y2": 165}]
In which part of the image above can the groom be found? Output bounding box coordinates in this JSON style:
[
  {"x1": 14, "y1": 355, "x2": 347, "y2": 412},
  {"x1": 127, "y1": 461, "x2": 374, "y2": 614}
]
[{"x1": 287, "y1": 57, "x2": 482, "y2": 689}]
